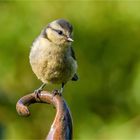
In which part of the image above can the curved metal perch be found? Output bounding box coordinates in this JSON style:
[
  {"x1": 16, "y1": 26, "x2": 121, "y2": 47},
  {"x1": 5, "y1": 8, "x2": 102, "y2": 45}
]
[{"x1": 16, "y1": 91, "x2": 73, "y2": 140}]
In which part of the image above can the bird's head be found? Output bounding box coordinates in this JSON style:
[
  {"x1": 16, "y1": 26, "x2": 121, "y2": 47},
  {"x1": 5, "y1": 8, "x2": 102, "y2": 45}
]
[{"x1": 42, "y1": 19, "x2": 73, "y2": 46}]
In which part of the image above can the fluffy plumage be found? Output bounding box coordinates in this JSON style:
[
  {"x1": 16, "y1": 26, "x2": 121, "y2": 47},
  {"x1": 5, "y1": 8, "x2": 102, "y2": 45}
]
[{"x1": 29, "y1": 19, "x2": 78, "y2": 89}]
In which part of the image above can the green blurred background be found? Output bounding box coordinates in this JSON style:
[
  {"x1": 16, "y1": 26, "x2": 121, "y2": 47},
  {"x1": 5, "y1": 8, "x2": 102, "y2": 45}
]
[{"x1": 1, "y1": 0, "x2": 140, "y2": 139}]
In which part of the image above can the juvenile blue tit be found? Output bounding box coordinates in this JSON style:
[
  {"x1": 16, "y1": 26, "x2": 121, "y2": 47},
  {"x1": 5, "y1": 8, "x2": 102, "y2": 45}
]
[{"x1": 29, "y1": 19, "x2": 78, "y2": 95}]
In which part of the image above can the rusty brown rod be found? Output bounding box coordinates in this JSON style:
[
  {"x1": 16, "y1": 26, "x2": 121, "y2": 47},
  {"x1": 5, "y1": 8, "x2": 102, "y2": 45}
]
[{"x1": 16, "y1": 91, "x2": 73, "y2": 140}]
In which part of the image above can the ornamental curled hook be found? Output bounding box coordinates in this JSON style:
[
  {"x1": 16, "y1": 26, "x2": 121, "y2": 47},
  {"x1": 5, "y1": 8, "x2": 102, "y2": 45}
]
[{"x1": 16, "y1": 91, "x2": 73, "y2": 140}]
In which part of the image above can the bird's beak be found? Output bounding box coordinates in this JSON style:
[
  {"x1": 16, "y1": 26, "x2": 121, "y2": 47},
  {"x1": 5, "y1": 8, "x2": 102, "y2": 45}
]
[{"x1": 67, "y1": 37, "x2": 74, "y2": 42}]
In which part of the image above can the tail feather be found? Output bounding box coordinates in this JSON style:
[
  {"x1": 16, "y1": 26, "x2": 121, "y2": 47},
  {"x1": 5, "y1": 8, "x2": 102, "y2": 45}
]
[{"x1": 71, "y1": 73, "x2": 78, "y2": 81}]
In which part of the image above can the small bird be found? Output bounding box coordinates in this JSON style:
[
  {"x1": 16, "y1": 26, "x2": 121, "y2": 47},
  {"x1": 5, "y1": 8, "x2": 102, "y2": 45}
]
[{"x1": 29, "y1": 19, "x2": 78, "y2": 95}]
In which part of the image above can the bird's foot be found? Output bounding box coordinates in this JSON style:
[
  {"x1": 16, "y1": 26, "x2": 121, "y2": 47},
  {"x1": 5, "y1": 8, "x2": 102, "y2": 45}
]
[
  {"x1": 34, "y1": 88, "x2": 42, "y2": 99},
  {"x1": 52, "y1": 89, "x2": 62, "y2": 97},
  {"x1": 34, "y1": 83, "x2": 46, "y2": 99}
]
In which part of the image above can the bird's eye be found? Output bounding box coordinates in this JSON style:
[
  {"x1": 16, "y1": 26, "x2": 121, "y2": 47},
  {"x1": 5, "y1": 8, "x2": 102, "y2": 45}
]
[{"x1": 57, "y1": 30, "x2": 63, "y2": 35}]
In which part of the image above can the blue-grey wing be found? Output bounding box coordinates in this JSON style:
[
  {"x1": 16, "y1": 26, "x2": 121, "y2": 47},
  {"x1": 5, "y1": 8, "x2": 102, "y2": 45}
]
[
  {"x1": 70, "y1": 47, "x2": 79, "y2": 81},
  {"x1": 70, "y1": 47, "x2": 76, "y2": 60}
]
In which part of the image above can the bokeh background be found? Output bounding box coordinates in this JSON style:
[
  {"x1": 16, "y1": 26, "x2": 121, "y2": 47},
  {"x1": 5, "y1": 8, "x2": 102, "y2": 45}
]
[{"x1": 1, "y1": 0, "x2": 140, "y2": 139}]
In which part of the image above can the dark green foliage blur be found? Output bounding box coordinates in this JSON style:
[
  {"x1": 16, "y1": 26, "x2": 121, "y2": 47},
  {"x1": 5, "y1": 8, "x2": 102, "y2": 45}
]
[{"x1": 1, "y1": 1, "x2": 140, "y2": 139}]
